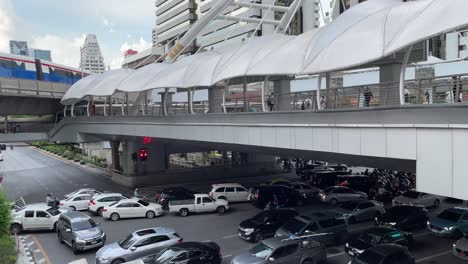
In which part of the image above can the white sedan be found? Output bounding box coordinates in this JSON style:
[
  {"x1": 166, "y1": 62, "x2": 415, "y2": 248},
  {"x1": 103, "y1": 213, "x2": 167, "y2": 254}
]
[
  {"x1": 59, "y1": 194, "x2": 93, "y2": 211},
  {"x1": 0, "y1": 153, "x2": 3, "y2": 161},
  {"x1": 64, "y1": 188, "x2": 102, "y2": 199},
  {"x1": 102, "y1": 198, "x2": 163, "y2": 221}
]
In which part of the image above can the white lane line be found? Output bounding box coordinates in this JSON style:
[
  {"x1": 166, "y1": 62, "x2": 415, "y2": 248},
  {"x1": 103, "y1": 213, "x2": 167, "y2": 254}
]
[
  {"x1": 327, "y1": 252, "x2": 346, "y2": 258},
  {"x1": 223, "y1": 234, "x2": 238, "y2": 239},
  {"x1": 222, "y1": 255, "x2": 233, "y2": 258},
  {"x1": 201, "y1": 240, "x2": 211, "y2": 242},
  {"x1": 416, "y1": 250, "x2": 452, "y2": 263}
]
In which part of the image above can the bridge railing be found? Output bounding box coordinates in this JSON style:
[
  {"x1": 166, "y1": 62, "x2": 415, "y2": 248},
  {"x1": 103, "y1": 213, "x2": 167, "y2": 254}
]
[
  {"x1": 66, "y1": 73, "x2": 468, "y2": 117},
  {"x1": 0, "y1": 77, "x2": 69, "y2": 98}
]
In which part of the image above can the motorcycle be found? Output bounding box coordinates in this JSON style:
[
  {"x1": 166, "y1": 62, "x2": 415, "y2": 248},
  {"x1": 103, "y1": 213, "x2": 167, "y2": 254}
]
[{"x1": 9, "y1": 144, "x2": 13, "y2": 150}]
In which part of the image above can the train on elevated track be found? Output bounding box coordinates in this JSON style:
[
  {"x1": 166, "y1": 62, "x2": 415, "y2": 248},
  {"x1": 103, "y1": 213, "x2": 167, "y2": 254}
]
[{"x1": 0, "y1": 52, "x2": 88, "y2": 85}]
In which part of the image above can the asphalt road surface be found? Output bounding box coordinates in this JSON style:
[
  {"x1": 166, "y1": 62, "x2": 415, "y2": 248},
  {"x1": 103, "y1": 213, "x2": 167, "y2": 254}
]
[{"x1": 1, "y1": 144, "x2": 466, "y2": 264}]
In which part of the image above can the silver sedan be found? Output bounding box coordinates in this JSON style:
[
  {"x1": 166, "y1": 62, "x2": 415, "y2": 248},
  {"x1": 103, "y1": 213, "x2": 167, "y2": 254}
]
[
  {"x1": 318, "y1": 186, "x2": 368, "y2": 206},
  {"x1": 336, "y1": 200, "x2": 385, "y2": 224}
]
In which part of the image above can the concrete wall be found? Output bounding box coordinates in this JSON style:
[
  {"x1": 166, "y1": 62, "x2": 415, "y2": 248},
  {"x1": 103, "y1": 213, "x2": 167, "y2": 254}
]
[{"x1": 50, "y1": 105, "x2": 468, "y2": 199}]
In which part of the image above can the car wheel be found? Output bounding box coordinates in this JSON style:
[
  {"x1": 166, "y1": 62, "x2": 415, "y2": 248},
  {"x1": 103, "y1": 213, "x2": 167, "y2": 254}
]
[
  {"x1": 348, "y1": 216, "x2": 356, "y2": 225},
  {"x1": 69, "y1": 206, "x2": 76, "y2": 211},
  {"x1": 97, "y1": 207, "x2": 103, "y2": 216},
  {"x1": 330, "y1": 198, "x2": 338, "y2": 206},
  {"x1": 146, "y1": 211, "x2": 155, "y2": 219},
  {"x1": 10, "y1": 224, "x2": 22, "y2": 235},
  {"x1": 433, "y1": 199, "x2": 440, "y2": 208},
  {"x1": 110, "y1": 213, "x2": 120, "y2": 221},
  {"x1": 217, "y1": 206, "x2": 226, "y2": 215},
  {"x1": 58, "y1": 231, "x2": 64, "y2": 244},
  {"x1": 72, "y1": 241, "x2": 79, "y2": 254},
  {"x1": 111, "y1": 259, "x2": 126, "y2": 264},
  {"x1": 254, "y1": 233, "x2": 264, "y2": 243},
  {"x1": 179, "y1": 208, "x2": 189, "y2": 217}
]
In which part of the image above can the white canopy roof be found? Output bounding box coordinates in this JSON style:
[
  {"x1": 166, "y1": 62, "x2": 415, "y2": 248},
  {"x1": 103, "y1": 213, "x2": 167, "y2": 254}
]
[{"x1": 62, "y1": 0, "x2": 468, "y2": 105}]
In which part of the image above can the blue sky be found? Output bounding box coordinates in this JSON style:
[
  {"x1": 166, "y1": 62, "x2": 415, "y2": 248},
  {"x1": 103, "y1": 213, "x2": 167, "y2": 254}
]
[{"x1": 0, "y1": 0, "x2": 155, "y2": 69}]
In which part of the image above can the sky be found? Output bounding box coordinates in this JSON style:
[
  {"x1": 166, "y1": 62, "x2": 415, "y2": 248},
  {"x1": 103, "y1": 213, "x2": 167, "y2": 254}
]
[{"x1": 0, "y1": 0, "x2": 155, "y2": 69}]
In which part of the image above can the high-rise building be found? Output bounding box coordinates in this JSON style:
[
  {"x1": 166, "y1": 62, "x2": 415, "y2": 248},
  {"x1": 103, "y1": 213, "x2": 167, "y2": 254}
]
[
  {"x1": 29, "y1": 48, "x2": 52, "y2": 62},
  {"x1": 9, "y1": 40, "x2": 29, "y2": 56},
  {"x1": 80, "y1": 34, "x2": 106, "y2": 74}
]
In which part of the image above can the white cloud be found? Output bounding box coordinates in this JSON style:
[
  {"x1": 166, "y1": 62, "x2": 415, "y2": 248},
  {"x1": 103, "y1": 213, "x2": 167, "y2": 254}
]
[
  {"x1": 0, "y1": 0, "x2": 15, "y2": 53},
  {"x1": 106, "y1": 37, "x2": 152, "y2": 70},
  {"x1": 30, "y1": 34, "x2": 86, "y2": 68}
]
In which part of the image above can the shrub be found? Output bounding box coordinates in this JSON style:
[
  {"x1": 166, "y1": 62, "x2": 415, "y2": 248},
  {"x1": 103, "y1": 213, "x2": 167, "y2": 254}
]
[{"x1": 0, "y1": 191, "x2": 15, "y2": 264}]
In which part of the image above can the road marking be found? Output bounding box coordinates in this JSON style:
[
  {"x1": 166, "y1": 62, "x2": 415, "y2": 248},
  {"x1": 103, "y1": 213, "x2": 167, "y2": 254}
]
[
  {"x1": 222, "y1": 255, "x2": 233, "y2": 258},
  {"x1": 202, "y1": 240, "x2": 211, "y2": 242},
  {"x1": 416, "y1": 250, "x2": 452, "y2": 263},
  {"x1": 223, "y1": 234, "x2": 238, "y2": 239},
  {"x1": 32, "y1": 235, "x2": 52, "y2": 264},
  {"x1": 328, "y1": 252, "x2": 346, "y2": 258}
]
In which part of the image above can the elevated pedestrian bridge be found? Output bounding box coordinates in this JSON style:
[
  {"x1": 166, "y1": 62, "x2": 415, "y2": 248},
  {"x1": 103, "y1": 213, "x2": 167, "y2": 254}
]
[{"x1": 49, "y1": 104, "x2": 468, "y2": 200}]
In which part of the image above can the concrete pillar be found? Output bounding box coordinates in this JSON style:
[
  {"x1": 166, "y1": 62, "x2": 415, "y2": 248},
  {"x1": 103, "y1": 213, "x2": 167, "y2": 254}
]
[
  {"x1": 110, "y1": 141, "x2": 121, "y2": 172},
  {"x1": 121, "y1": 140, "x2": 168, "y2": 176},
  {"x1": 159, "y1": 91, "x2": 175, "y2": 115},
  {"x1": 4, "y1": 115, "x2": 7, "y2": 134},
  {"x1": 243, "y1": 78, "x2": 249, "y2": 112},
  {"x1": 208, "y1": 87, "x2": 224, "y2": 113},
  {"x1": 380, "y1": 63, "x2": 402, "y2": 106},
  {"x1": 274, "y1": 80, "x2": 291, "y2": 111}
]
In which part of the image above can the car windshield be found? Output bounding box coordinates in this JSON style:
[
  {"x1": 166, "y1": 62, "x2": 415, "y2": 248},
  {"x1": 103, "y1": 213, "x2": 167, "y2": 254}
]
[
  {"x1": 249, "y1": 242, "x2": 273, "y2": 259},
  {"x1": 402, "y1": 191, "x2": 420, "y2": 199},
  {"x1": 251, "y1": 211, "x2": 270, "y2": 223},
  {"x1": 438, "y1": 210, "x2": 462, "y2": 222},
  {"x1": 46, "y1": 208, "x2": 61, "y2": 216},
  {"x1": 138, "y1": 200, "x2": 149, "y2": 206},
  {"x1": 282, "y1": 218, "x2": 307, "y2": 234},
  {"x1": 72, "y1": 219, "x2": 97, "y2": 231},
  {"x1": 355, "y1": 250, "x2": 385, "y2": 264},
  {"x1": 358, "y1": 231, "x2": 383, "y2": 245},
  {"x1": 118, "y1": 234, "x2": 137, "y2": 249},
  {"x1": 155, "y1": 248, "x2": 182, "y2": 262},
  {"x1": 339, "y1": 201, "x2": 359, "y2": 211}
]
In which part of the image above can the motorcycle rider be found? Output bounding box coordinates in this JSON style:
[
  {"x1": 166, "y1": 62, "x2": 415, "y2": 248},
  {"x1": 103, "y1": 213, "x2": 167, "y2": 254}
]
[{"x1": 46, "y1": 193, "x2": 54, "y2": 206}]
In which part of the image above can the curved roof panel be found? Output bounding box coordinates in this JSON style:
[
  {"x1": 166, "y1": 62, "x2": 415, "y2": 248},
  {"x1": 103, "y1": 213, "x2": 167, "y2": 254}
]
[
  {"x1": 85, "y1": 68, "x2": 135, "y2": 97},
  {"x1": 117, "y1": 63, "x2": 169, "y2": 93},
  {"x1": 61, "y1": 74, "x2": 98, "y2": 105}
]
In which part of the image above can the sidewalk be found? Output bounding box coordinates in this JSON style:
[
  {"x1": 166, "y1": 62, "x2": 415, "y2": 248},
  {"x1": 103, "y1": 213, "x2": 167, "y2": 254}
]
[{"x1": 16, "y1": 236, "x2": 34, "y2": 264}]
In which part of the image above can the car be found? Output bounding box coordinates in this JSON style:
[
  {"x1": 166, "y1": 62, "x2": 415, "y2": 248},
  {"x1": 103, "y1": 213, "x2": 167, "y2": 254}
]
[
  {"x1": 0, "y1": 153, "x2": 3, "y2": 161},
  {"x1": 376, "y1": 205, "x2": 428, "y2": 230},
  {"x1": 269, "y1": 179, "x2": 291, "y2": 186},
  {"x1": 209, "y1": 183, "x2": 250, "y2": 202},
  {"x1": 453, "y1": 234, "x2": 468, "y2": 260},
  {"x1": 248, "y1": 185, "x2": 305, "y2": 209},
  {"x1": 88, "y1": 193, "x2": 127, "y2": 216},
  {"x1": 392, "y1": 190, "x2": 441, "y2": 208},
  {"x1": 345, "y1": 226, "x2": 413, "y2": 257},
  {"x1": 238, "y1": 208, "x2": 298, "y2": 242},
  {"x1": 10, "y1": 204, "x2": 66, "y2": 234},
  {"x1": 102, "y1": 198, "x2": 163, "y2": 221},
  {"x1": 157, "y1": 187, "x2": 196, "y2": 211},
  {"x1": 336, "y1": 200, "x2": 385, "y2": 224},
  {"x1": 230, "y1": 235, "x2": 327, "y2": 264},
  {"x1": 56, "y1": 211, "x2": 106, "y2": 254},
  {"x1": 95, "y1": 227, "x2": 183, "y2": 264},
  {"x1": 168, "y1": 194, "x2": 229, "y2": 217},
  {"x1": 129, "y1": 242, "x2": 222, "y2": 264},
  {"x1": 0, "y1": 144, "x2": 6, "y2": 150},
  {"x1": 64, "y1": 188, "x2": 103, "y2": 199},
  {"x1": 275, "y1": 210, "x2": 349, "y2": 246},
  {"x1": 337, "y1": 175, "x2": 377, "y2": 193},
  {"x1": 318, "y1": 186, "x2": 368, "y2": 205},
  {"x1": 349, "y1": 244, "x2": 415, "y2": 264},
  {"x1": 427, "y1": 207, "x2": 468, "y2": 238},
  {"x1": 59, "y1": 193, "x2": 93, "y2": 211},
  {"x1": 286, "y1": 182, "x2": 321, "y2": 200}
]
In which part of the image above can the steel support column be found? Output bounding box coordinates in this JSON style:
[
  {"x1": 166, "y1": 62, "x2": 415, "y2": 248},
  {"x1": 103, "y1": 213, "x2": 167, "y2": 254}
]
[{"x1": 400, "y1": 46, "x2": 413, "y2": 105}]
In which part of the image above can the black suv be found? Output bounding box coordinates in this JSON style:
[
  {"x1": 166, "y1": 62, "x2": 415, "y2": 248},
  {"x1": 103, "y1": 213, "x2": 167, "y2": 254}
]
[
  {"x1": 376, "y1": 205, "x2": 428, "y2": 230},
  {"x1": 249, "y1": 185, "x2": 305, "y2": 209},
  {"x1": 148, "y1": 242, "x2": 221, "y2": 264},
  {"x1": 351, "y1": 244, "x2": 415, "y2": 264},
  {"x1": 157, "y1": 187, "x2": 196, "y2": 210},
  {"x1": 345, "y1": 226, "x2": 413, "y2": 257},
  {"x1": 238, "y1": 208, "x2": 298, "y2": 242}
]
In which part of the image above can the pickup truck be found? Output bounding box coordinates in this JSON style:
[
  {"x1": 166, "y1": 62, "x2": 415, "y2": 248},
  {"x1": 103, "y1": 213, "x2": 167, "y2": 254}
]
[{"x1": 169, "y1": 194, "x2": 229, "y2": 217}]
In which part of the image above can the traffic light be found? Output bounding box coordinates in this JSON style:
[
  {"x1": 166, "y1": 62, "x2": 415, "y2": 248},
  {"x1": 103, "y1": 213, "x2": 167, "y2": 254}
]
[{"x1": 139, "y1": 148, "x2": 148, "y2": 161}]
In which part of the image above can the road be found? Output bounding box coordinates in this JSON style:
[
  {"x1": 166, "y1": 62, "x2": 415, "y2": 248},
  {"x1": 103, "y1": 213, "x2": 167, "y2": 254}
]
[{"x1": 0, "y1": 144, "x2": 466, "y2": 264}]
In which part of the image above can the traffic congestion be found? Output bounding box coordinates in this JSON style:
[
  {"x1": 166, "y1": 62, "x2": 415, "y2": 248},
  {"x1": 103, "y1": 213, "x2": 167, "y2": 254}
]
[{"x1": 5, "y1": 151, "x2": 468, "y2": 264}]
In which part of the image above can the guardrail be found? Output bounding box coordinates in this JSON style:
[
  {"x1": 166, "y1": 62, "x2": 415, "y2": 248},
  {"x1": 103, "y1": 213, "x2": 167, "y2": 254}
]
[{"x1": 0, "y1": 77, "x2": 69, "y2": 98}]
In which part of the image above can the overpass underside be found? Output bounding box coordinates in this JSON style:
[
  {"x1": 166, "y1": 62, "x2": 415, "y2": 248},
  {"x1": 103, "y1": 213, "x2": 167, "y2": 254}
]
[{"x1": 50, "y1": 104, "x2": 468, "y2": 200}]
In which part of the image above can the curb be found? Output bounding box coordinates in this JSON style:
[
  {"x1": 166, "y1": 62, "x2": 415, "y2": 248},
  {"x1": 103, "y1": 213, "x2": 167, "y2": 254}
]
[{"x1": 17, "y1": 236, "x2": 35, "y2": 264}]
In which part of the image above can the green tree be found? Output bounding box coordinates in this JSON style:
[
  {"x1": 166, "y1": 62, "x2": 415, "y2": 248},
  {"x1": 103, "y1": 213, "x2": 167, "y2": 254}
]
[{"x1": 0, "y1": 191, "x2": 16, "y2": 264}]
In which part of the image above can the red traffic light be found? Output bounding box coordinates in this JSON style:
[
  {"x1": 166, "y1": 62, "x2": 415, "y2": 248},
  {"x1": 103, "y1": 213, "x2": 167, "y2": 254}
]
[
  {"x1": 143, "y1": 137, "x2": 152, "y2": 145},
  {"x1": 139, "y1": 148, "x2": 148, "y2": 161}
]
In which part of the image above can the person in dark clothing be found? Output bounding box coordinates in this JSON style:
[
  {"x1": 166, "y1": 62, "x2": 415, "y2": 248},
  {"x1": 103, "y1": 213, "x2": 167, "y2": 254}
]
[{"x1": 363, "y1": 87, "x2": 373, "y2": 107}]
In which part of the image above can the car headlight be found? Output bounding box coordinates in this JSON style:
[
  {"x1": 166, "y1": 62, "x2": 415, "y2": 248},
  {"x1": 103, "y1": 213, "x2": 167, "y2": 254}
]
[
  {"x1": 100, "y1": 232, "x2": 106, "y2": 238},
  {"x1": 387, "y1": 222, "x2": 396, "y2": 226},
  {"x1": 244, "y1": 228, "x2": 254, "y2": 234},
  {"x1": 99, "y1": 256, "x2": 110, "y2": 262},
  {"x1": 427, "y1": 221, "x2": 430, "y2": 226},
  {"x1": 453, "y1": 243, "x2": 457, "y2": 248},
  {"x1": 75, "y1": 237, "x2": 85, "y2": 243},
  {"x1": 444, "y1": 226, "x2": 455, "y2": 231},
  {"x1": 345, "y1": 242, "x2": 349, "y2": 248}
]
